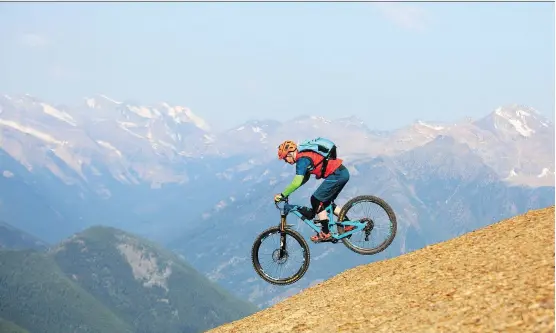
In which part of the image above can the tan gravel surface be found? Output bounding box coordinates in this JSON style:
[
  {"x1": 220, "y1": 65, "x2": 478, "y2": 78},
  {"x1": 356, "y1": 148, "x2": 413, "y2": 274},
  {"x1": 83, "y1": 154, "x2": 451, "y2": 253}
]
[{"x1": 206, "y1": 206, "x2": 555, "y2": 333}]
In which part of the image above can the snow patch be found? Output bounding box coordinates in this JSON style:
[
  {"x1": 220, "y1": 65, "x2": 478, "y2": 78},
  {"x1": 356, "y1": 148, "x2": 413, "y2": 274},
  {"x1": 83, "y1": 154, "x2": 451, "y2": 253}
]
[
  {"x1": 538, "y1": 168, "x2": 551, "y2": 178},
  {"x1": 495, "y1": 107, "x2": 535, "y2": 137},
  {"x1": 119, "y1": 121, "x2": 139, "y2": 128},
  {"x1": 117, "y1": 122, "x2": 145, "y2": 139},
  {"x1": 251, "y1": 126, "x2": 268, "y2": 142},
  {"x1": 85, "y1": 98, "x2": 96, "y2": 108},
  {"x1": 204, "y1": 134, "x2": 216, "y2": 144},
  {"x1": 417, "y1": 120, "x2": 444, "y2": 130},
  {"x1": 309, "y1": 116, "x2": 331, "y2": 124},
  {"x1": 96, "y1": 140, "x2": 122, "y2": 157},
  {"x1": 127, "y1": 105, "x2": 155, "y2": 119},
  {"x1": 0, "y1": 119, "x2": 63, "y2": 144},
  {"x1": 99, "y1": 94, "x2": 122, "y2": 104},
  {"x1": 506, "y1": 168, "x2": 518, "y2": 178},
  {"x1": 207, "y1": 256, "x2": 247, "y2": 281},
  {"x1": 40, "y1": 103, "x2": 76, "y2": 126},
  {"x1": 162, "y1": 103, "x2": 210, "y2": 131},
  {"x1": 158, "y1": 140, "x2": 177, "y2": 150},
  {"x1": 182, "y1": 107, "x2": 210, "y2": 131},
  {"x1": 236, "y1": 126, "x2": 245, "y2": 131},
  {"x1": 116, "y1": 238, "x2": 172, "y2": 292},
  {"x1": 507, "y1": 118, "x2": 534, "y2": 137},
  {"x1": 2, "y1": 170, "x2": 14, "y2": 178},
  {"x1": 215, "y1": 200, "x2": 227, "y2": 211}
]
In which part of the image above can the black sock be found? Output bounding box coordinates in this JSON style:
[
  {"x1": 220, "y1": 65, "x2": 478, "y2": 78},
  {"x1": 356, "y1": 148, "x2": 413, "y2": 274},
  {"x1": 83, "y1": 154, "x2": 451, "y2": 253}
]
[{"x1": 320, "y1": 219, "x2": 330, "y2": 234}]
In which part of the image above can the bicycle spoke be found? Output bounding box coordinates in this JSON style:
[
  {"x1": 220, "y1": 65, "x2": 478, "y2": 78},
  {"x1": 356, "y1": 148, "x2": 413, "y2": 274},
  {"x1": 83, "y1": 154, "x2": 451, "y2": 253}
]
[
  {"x1": 254, "y1": 229, "x2": 307, "y2": 282},
  {"x1": 338, "y1": 196, "x2": 397, "y2": 255}
]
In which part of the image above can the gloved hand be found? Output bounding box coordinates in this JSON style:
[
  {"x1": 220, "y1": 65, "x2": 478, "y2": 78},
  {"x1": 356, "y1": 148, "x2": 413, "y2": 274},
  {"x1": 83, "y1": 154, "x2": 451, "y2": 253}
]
[{"x1": 274, "y1": 193, "x2": 285, "y2": 203}]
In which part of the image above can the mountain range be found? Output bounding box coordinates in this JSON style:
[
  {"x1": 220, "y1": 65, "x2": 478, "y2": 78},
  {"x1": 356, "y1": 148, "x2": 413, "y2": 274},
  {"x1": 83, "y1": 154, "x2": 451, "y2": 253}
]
[
  {"x1": 0, "y1": 221, "x2": 48, "y2": 250},
  {"x1": 0, "y1": 225, "x2": 257, "y2": 333},
  {"x1": 0, "y1": 93, "x2": 554, "y2": 308}
]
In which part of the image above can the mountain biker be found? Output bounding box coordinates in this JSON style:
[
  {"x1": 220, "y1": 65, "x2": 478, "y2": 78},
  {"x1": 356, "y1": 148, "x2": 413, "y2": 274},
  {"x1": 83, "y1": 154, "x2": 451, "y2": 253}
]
[{"x1": 275, "y1": 139, "x2": 353, "y2": 242}]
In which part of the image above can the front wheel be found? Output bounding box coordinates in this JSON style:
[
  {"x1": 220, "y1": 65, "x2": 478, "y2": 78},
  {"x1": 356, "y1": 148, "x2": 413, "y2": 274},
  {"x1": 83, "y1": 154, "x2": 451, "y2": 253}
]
[
  {"x1": 337, "y1": 195, "x2": 397, "y2": 255},
  {"x1": 251, "y1": 226, "x2": 310, "y2": 285}
]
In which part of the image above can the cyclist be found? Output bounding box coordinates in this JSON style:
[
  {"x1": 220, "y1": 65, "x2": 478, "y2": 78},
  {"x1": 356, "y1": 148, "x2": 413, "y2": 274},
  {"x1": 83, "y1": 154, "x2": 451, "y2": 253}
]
[{"x1": 274, "y1": 139, "x2": 353, "y2": 242}]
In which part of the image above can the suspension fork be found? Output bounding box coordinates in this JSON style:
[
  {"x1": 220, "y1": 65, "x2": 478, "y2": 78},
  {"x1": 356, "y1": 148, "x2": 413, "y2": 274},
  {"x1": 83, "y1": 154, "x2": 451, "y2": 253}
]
[{"x1": 279, "y1": 214, "x2": 287, "y2": 258}]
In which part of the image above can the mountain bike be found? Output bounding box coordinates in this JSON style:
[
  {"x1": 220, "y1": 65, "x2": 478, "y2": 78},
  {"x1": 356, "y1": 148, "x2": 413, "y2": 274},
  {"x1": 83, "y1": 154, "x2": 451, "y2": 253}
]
[{"x1": 251, "y1": 195, "x2": 397, "y2": 285}]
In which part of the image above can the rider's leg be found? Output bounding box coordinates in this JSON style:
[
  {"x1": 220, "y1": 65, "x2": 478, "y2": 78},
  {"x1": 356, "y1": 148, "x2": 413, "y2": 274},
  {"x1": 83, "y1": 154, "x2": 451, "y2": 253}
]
[
  {"x1": 327, "y1": 165, "x2": 350, "y2": 220},
  {"x1": 310, "y1": 164, "x2": 350, "y2": 237},
  {"x1": 326, "y1": 165, "x2": 354, "y2": 231},
  {"x1": 310, "y1": 196, "x2": 332, "y2": 240}
]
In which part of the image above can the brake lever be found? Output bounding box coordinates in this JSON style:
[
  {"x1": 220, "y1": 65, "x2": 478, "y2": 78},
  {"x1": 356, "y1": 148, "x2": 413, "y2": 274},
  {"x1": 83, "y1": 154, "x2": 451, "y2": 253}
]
[{"x1": 274, "y1": 197, "x2": 289, "y2": 210}]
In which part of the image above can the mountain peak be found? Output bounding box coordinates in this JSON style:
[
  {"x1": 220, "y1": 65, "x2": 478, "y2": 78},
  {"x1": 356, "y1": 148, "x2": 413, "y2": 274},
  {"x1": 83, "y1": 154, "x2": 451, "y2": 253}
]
[
  {"x1": 290, "y1": 115, "x2": 332, "y2": 124},
  {"x1": 80, "y1": 96, "x2": 211, "y2": 132},
  {"x1": 474, "y1": 104, "x2": 551, "y2": 138},
  {"x1": 98, "y1": 94, "x2": 122, "y2": 104},
  {"x1": 337, "y1": 115, "x2": 368, "y2": 129},
  {"x1": 159, "y1": 102, "x2": 210, "y2": 131},
  {"x1": 84, "y1": 94, "x2": 123, "y2": 109},
  {"x1": 415, "y1": 120, "x2": 446, "y2": 131},
  {"x1": 3, "y1": 224, "x2": 257, "y2": 333}
]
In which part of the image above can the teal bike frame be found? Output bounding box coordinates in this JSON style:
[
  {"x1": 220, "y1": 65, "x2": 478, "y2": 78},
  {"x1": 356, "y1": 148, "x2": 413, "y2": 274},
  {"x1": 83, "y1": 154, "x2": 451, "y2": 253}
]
[{"x1": 276, "y1": 198, "x2": 367, "y2": 240}]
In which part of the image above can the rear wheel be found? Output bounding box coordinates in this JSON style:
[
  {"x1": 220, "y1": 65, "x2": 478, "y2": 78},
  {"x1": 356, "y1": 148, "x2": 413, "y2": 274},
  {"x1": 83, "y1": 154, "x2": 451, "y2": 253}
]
[
  {"x1": 337, "y1": 195, "x2": 397, "y2": 255},
  {"x1": 251, "y1": 226, "x2": 310, "y2": 285}
]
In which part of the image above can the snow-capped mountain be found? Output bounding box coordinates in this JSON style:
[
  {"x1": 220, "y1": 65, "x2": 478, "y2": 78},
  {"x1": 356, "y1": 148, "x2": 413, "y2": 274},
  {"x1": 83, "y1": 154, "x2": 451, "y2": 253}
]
[
  {"x1": 2, "y1": 94, "x2": 552, "y2": 188},
  {"x1": 1, "y1": 93, "x2": 554, "y2": 310},
  {"x1": 0, "y1": 94, "x2": 218, "y2": 188},
  {"x1": 474, "y1": 104, "x2": 550, "y2": 138}
]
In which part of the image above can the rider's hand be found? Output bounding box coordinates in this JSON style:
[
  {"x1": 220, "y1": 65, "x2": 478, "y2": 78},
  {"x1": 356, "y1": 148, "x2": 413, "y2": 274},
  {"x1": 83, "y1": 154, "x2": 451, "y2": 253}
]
[{"x1": 274, "y1": 193, "x2": 285, "y2": 203}]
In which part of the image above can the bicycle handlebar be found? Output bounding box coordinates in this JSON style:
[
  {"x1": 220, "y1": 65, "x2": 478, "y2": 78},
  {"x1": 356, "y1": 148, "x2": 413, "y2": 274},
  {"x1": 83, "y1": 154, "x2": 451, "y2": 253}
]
[{"x1": 274, "y1": 196, "x2": 289, "y2": 208}]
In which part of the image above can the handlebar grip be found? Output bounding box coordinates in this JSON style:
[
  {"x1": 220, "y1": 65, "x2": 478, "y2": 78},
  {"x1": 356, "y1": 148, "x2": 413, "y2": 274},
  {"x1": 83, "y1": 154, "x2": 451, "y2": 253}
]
[{"x1": 274, "y1": 197, "x2": 289, "y2": 209}]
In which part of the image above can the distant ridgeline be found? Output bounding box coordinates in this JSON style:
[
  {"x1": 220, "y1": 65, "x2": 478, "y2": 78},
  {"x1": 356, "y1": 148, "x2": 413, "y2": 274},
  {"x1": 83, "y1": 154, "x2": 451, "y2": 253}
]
[{"x1": 0, "y1": 225, "x2": 258, "y2": 333}]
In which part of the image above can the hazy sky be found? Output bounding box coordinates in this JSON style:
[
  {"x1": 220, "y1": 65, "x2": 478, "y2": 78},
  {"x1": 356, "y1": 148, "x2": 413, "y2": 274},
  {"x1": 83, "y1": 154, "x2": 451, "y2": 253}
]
[{"x1": 0, "y1": 2, "x2": 554, "y2": 131}]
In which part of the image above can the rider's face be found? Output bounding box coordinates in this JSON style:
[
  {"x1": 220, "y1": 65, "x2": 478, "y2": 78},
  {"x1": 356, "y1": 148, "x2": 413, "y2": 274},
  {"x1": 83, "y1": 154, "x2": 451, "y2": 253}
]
[{"x1": 284, "y1": 152, "x2": 295, "y2": 164}]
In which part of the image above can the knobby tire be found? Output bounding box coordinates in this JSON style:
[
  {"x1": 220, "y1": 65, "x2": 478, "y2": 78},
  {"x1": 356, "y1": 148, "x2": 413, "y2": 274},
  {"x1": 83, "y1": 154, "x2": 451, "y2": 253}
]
[
  {"x1": 337, "y1": 195, "x2": 397, "y2": 255},
  {"x1": 251, "y1": 226, "x2": 311, "y2": 285}
]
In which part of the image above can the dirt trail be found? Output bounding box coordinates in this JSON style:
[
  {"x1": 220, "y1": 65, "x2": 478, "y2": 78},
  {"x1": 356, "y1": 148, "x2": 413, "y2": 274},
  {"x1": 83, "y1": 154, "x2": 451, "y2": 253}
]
[{"x1": 206, "y1": 206, "x2": 555, "y2": 333}]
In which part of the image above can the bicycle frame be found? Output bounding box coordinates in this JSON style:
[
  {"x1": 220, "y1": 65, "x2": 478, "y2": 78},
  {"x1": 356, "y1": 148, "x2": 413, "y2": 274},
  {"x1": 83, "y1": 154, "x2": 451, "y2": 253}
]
[{"x1": 276, "y1": 199, "x2": 367, "y2": 240}]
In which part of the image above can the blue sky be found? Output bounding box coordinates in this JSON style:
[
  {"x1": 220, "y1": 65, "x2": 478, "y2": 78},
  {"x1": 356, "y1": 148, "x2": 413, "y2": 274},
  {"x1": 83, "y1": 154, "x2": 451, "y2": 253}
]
[{"x1": 0, "y1": 2, "x2": 554, "y2": 131}]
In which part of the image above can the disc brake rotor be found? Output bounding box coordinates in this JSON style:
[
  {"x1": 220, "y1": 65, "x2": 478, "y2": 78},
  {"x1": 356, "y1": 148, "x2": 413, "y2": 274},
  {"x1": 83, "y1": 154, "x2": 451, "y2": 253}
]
[{"x1": 272, "y1": 249, "x2": 289, "y2": 264}]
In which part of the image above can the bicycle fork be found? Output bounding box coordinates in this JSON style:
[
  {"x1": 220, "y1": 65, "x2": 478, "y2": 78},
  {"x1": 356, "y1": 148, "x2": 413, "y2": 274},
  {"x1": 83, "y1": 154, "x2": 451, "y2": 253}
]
[{"x1": 279, "y1": 214, "x2": 287, "y2": 259}]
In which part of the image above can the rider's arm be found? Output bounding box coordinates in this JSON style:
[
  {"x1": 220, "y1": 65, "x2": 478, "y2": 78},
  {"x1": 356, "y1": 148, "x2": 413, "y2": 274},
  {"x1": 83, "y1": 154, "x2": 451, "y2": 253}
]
[
  {"x1": 281, "y1": 157, "x2": 312, "y2": 197},
  {"x1": 282, "y1": 175, "x2": 305, "y2": 197}
]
